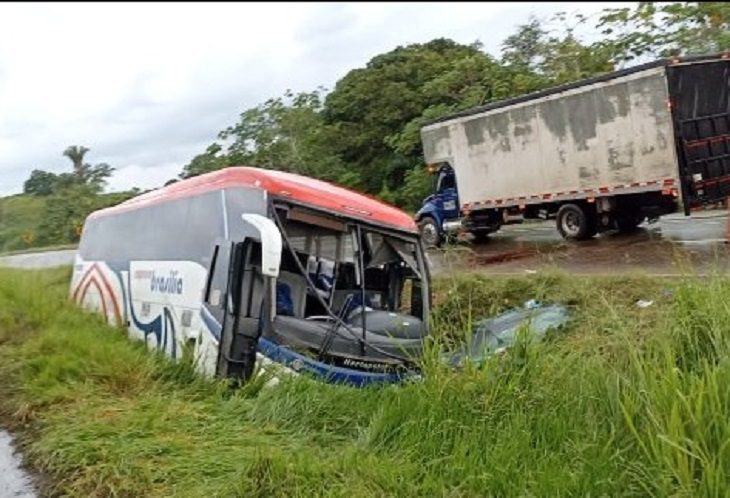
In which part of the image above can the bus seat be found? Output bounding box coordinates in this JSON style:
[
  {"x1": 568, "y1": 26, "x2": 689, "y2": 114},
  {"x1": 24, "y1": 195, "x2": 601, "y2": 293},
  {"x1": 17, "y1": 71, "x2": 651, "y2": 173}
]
[
  {"x1": 276, "y1": 282, "x2": 295, "y2": 316},
  {"x1": 341, "y1": 292, "x2": 374, "y2": 319},
  {"x1": 277, "y1": 271, "x2": 307, "y2": 317}
]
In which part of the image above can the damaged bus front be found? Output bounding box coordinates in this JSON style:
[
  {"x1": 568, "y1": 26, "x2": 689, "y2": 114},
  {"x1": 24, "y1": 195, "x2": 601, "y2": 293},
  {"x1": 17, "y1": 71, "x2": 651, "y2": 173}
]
[
  {"x1": 210, "y1": 204, "x2": 430, "y2": 387},
  {"x1": 195, "y1": 170, "x2": 432, "y2": 387}
]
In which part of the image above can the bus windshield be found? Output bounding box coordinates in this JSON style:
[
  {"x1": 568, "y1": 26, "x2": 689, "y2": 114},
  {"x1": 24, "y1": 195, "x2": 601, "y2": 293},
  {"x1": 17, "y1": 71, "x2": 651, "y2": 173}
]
[{"x1": 272, "y1": 205, "x2": 427, "y2": 324}]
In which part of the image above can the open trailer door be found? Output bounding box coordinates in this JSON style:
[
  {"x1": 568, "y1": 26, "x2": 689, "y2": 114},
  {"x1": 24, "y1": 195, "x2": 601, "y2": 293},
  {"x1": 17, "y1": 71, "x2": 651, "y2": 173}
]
[{"x1": 667, "y1": 56, "x2": 730, "y2": 213}]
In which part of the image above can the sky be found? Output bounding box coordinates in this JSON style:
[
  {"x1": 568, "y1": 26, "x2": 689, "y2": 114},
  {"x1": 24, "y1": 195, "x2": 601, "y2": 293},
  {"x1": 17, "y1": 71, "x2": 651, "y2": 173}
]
[{"x1": 0, "y1": 2, "x2": 632, "y2": 196}]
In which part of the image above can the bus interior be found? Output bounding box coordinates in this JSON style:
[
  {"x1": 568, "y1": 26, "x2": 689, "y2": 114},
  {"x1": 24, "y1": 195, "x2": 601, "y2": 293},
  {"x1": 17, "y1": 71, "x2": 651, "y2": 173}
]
[{"x1": 265, "y1": 204, "x2": 429, "y2": 370}]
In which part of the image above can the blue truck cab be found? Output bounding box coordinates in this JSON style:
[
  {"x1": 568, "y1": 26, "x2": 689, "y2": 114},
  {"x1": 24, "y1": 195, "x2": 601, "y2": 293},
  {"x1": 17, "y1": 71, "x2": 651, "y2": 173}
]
[
  {"x1": 416, "y1": 163, "x2": 503, "y2": 247},
  {"x1": 415, "y1": 164, "x2": 460, "y2": 247}
]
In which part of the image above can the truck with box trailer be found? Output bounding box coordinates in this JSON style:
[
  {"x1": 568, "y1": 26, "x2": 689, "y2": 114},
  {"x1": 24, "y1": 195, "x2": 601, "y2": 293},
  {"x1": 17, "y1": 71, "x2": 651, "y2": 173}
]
[{"x1": 415, "y1": 54, "x2": 730, "y2": 246}]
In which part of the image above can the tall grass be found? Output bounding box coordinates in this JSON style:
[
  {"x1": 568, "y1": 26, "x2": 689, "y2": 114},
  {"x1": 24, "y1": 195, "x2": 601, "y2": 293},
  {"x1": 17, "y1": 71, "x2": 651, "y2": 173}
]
[{"x1": 0, "y1": 266, "x2": 729, "y2": 496}]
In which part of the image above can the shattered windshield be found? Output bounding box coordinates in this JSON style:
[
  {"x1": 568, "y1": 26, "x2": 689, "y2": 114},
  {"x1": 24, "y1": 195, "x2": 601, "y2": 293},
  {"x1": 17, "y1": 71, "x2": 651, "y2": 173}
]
[{"x1": 273, "y1": 206, "x2": 426, "y2": 323}]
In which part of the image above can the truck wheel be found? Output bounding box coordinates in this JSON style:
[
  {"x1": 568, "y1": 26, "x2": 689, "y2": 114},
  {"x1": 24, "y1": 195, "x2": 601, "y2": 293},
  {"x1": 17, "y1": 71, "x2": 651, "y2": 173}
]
[
  {"x1": 418, "y1": 217, "x2": 442, "y2": 248},
  {"x1": 556, "y1": 204, "x2": 596, "y2": 241}
]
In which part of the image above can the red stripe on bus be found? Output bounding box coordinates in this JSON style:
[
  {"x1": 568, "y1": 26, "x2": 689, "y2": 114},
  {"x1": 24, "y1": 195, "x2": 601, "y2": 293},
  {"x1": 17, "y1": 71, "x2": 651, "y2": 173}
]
[
  {"x1": 73, "y1": 264, "x2": 122, "y2": 325},
  {"x1": 87, "y1": 167, "x2": 417, "y2": 233},
  {"x1": 80, "y1": 278, "x2": 108, "y2": 320}
]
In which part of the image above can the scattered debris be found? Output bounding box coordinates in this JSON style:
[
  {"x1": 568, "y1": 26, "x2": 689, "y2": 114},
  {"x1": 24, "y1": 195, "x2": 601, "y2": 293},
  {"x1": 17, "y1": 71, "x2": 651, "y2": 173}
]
[
  {"x1": 524, "y1": 299, "x2": 541, "y2": 309},
  {"x1": 444, "y1": 301, "x2": 571, "y2": 368},
  {"x1": 636, "y1": 299, "x2": 654, "y2": 308}
]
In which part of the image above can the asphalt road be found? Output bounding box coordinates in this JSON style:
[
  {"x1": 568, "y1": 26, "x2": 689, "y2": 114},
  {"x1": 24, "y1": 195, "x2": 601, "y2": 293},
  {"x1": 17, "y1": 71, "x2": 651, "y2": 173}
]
[
  {"x1": 0, "y1": 249, "x2": 76, "y2": 269},
  {"x1": 427, "y1": 211, "x2": 730, "y2": 276},
  {"x1": 1, "y1": 212, "x2": 727, "y2": 277}
]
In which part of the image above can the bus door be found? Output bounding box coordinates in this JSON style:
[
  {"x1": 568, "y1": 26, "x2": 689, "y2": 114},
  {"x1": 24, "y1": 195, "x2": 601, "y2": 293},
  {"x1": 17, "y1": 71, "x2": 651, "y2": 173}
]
[{"x1": 204, "y1": 238, "x2": 264, "y2": 382}]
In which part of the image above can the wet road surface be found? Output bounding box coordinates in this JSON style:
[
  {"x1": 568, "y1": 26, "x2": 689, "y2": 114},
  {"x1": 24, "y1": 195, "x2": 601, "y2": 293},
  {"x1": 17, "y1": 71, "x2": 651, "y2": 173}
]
[
  {"x1": 427, "y1": 211, "x2": 730, "y2": 276},
  {"x1": 0, "y1": 431, "x2": 36, "y2": 498},
  {"x1": 0, "y1": 215, "x2": 726, "y2": 277},
  {"x1": 0, "y1": 249, "x2": 76, "y2": 269}
]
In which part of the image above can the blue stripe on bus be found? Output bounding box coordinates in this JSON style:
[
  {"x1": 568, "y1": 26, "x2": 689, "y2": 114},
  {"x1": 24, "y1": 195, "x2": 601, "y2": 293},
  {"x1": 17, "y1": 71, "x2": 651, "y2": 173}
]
[
  {"x1": 256, "y1": 336, "x2": 410, "y2": 387},
  {"x1": 200, "y1": 306, "x2": 222, "y2": 341},
  {"x1": 199, "y1": 311, "x2": 412, "y2": 387}
]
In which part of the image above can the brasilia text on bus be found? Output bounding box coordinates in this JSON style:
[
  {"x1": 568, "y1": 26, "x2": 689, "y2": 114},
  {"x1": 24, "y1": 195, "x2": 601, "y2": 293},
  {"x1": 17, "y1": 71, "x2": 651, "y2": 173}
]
[{"x1": 150, "y1": 270, "x2": 183, "y2": 295}]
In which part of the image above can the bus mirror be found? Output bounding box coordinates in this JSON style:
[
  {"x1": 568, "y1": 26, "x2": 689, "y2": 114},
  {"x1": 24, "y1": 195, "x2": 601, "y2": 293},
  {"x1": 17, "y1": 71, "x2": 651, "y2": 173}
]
[{"x1": 240, "y1": 214, "x2": 282, "y2": 278}]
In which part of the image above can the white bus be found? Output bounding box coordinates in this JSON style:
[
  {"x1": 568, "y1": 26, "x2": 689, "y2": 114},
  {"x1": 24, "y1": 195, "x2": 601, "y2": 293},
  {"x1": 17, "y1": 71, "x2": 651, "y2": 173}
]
[{"x1": 70, "y1": 167, "x2": 431, "y2": 387}]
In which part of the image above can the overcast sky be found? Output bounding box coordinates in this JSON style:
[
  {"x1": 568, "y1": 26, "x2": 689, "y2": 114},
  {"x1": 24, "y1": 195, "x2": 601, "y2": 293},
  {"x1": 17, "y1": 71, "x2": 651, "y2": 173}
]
[{"x1": 0, "y1": 2, "x2": 631, "y2": 196}]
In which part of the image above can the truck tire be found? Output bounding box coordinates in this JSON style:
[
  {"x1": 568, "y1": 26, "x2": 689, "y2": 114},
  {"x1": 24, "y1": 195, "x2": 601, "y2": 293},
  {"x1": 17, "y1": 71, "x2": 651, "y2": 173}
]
[
  {"x1": 418, "y1": 217, "x2": 442, "y2": 248},
  {"x1": 556, "y1": 204, "x2": 596, "y2": 241}
]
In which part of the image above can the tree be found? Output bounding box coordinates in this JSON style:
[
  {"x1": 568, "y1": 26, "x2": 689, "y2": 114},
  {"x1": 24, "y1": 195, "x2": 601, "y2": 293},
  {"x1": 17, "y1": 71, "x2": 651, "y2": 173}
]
[
  {"x1": 179, "y1": 3, "x2": 727, "y2": 212},
  {"x1": 502, "y1": 17, "x2": 545, "y2": 63},
  {"x1": 221, "y1": 88, "x2": 344, "y2": 180},
  {"x1": 35, "y1": 185, "x2": 134, "y2": 245},
  {"x1": 180, "y1": 143, "x2": 227, "y2": 179},
  {"x1": 322, "y1": 39, "x2": 489, "y2": 195},
  {"x1": 502, "y1": 12, "x2": 614, "y2": 86},
  {"x1": 596, "y1": 2, "x2": 730, "y2": 65},
  {"x1": 37, "y1": 183, "x2": 101, "y2": 244},
  {"x1": 23, "y1": 169, "x2": 59, "y2": 196},
  {"x1": 83, "y1": 162, "x2": 114, "y2": 193},
  {"x1": 182, "y1": 89, "x2": 346, "y2": 183},
  {"x1": 63, "y1": 145, "x2": 90, "y2": 178},
  {"x1": 59, "y1": 145, "x2": 114, "y2": 193}
]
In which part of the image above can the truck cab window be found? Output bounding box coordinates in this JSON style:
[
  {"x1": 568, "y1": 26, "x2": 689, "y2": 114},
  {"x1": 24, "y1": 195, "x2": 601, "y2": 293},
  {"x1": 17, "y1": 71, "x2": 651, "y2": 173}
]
[{"x1": 437, "y1": 170, "x2": 455, "y2": 191}]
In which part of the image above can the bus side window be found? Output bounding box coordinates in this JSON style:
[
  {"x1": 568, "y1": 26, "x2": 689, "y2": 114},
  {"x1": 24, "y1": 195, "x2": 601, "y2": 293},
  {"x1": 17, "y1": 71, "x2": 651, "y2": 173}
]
[
  {"x1": 205, "y1": 245, "x2": 220, "y2": 305},
  {"x1": 205, "y1": 243, "x2": 231, "y2": 313}
]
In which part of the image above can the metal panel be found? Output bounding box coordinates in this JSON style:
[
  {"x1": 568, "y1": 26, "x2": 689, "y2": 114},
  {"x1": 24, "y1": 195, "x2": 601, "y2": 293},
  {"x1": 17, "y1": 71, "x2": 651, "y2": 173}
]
[
  {"x1": 421, "y1": 66, "x2": 680, "y2": 207},
  {"x1": 667, "y1": 59, "x2": 730, "y2": 208}
]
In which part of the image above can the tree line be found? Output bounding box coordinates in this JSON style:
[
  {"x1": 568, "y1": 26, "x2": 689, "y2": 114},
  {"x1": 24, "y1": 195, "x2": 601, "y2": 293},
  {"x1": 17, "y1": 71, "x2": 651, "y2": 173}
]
[
  {"x1": 18, "y1": 146, "x2": 136, "y2": 247},
  {"x1": 13, "y1": 2, "x2": 729, "y2": 250},
  {"x1": 180, "y1": 2, "x2": 730, "y2": 211}
]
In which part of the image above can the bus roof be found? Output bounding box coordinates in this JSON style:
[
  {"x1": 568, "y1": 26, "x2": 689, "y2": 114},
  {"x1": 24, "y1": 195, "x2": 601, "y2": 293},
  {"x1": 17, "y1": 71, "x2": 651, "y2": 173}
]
[{"x1": 89, "y1": 166, "x2": 418, "y2": 233}]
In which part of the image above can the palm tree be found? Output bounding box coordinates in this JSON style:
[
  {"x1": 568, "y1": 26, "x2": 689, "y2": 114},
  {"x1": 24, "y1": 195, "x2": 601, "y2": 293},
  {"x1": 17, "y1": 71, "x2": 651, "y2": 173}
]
[{"x1": 63, "y1": 146, "x2": 90, "y2": 177}]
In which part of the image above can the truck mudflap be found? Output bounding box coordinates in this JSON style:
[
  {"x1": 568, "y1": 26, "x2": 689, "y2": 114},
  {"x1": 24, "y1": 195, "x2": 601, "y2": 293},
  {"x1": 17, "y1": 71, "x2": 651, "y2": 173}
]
[{"x1": 668, "y1": 58, "x2": 730, "y2": 212}]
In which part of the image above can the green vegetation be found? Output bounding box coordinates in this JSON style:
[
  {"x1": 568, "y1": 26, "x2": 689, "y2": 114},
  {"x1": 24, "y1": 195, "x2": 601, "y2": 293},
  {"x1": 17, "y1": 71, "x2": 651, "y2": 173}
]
[
  {"x1": 181, "y1": 2, "x2": 730, "y2": 210},
  {"x1": 2, "y1": 2, "x2": 728, "y2": 249},
  {"x1": 0, "y1": 189, "x2": 133, "y2": 252},
  {"x1": 0, "y1": 194, "x2": 46, "y2": 252},
  {"x1": 1, "y1": 266, "x2": 729, "y2": 496},
  {"x1": 0, "y1": 145, "x2": 138, "y2": 251}
]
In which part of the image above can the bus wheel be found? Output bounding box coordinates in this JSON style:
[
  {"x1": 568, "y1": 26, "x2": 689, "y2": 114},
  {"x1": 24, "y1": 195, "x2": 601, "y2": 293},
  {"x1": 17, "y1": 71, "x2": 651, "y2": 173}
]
[
  {"x1": 556, "y1": 204, "x2": 595, "y2": 241},
  {"x1": 418, "y1": 217, "x2": 442, "y2": 248}
]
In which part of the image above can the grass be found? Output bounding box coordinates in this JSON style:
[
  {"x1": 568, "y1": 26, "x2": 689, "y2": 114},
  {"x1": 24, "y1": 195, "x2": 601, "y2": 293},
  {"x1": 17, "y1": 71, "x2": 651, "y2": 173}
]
[
  {"x1": 0, "y1": 243, "x2": 78, "y2": 257},
  {"x1": 1, "y1": 266, "x2": 730, "y2": 496}
]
